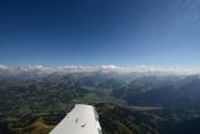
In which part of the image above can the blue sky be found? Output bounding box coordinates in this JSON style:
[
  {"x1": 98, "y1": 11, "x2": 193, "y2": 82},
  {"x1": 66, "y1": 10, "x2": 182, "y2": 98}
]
[{"x1": 0, "y1": 0, "x2": 200, "y2": 66}]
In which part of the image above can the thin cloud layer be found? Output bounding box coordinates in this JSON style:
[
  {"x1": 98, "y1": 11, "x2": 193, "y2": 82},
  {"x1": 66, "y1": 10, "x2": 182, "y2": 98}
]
[
  {"x1": 57, "y1": 65, "x2": 123, "y2": 73},
  {"x1": 0, "y1": 65, "x2": 200, "y2": 75},
  {"x1": 0, "y1": 65, "x2": 8, "y2": 70}
]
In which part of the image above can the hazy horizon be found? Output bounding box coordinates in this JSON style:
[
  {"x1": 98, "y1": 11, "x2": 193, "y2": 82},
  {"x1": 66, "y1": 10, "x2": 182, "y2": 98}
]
[{"x1": 1, "y1": 64, "x2": 200, "y2": 75}]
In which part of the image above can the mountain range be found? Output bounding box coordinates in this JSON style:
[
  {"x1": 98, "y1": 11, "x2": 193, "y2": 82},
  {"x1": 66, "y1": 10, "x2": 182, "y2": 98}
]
[{"x1": 1, "y1": 69, "x2": 200, "y2": 134}]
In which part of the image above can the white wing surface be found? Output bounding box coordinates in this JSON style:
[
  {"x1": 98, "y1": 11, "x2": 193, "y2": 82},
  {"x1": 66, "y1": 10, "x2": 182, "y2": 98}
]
[{"x1": 49, "y1": 104, "x2": 102, "y2": 134}]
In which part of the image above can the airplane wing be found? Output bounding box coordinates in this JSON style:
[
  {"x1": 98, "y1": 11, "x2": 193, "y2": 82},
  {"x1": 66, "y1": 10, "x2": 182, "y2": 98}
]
[{"x1": 49, "y1": 104, "x2": 102, "y2": 134}]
